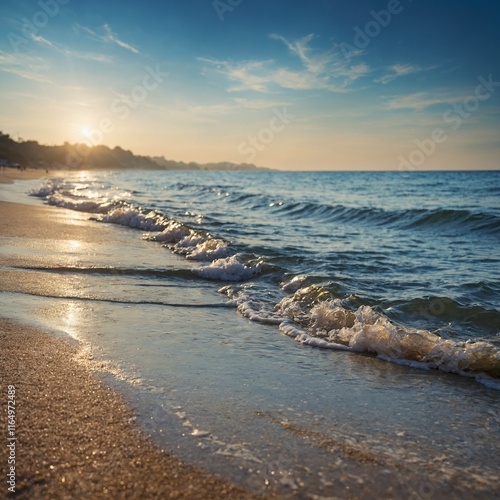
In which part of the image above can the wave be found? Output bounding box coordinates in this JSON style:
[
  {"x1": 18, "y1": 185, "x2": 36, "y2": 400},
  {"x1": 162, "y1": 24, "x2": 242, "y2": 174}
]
[
  {"x1": 31, "y1": 181, "x2": 252, "y2": 279},
  {"x1": 194, "y1": 255, "x2": 261, "y2": 282},
  {"x1": 220, "y1": 282, "x2": 500, "y2": 386},
  {"x1": 177, "y1": 181, "x2": 500, "y2": 236},
  {"x1": 389, "y1": 296, "x2": 500, "y2": 334},
  {"x1": 185, "y1": 239, "x2": 231, "y2": 261},
  {"x1": 31, "y1": 180, "x2": 121, "y2": 214},
  {"x1": 271, "y1": 202, "x2": 500, "y2": 235},
  {"x1": 13, "y1": 263, "x2": 261, "y2": 284},
  {"x1": 31, "y1": 180, "x2": 500, "y2": 238},
  {"x1": 98, "y1": 206, "x2": 168, "y2": 231},
  {"x1": 213, "y1": 186, "x2": 500, "y2": 235},
  {"x1": 29, "y1": 178, "x2": 500, "y2": 388},
  {"x1": 402, "y1": 209, "x2": 500, "y2": 233}
]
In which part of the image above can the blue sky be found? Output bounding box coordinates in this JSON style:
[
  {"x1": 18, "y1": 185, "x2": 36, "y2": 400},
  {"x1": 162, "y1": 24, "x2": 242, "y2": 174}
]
[{"x1": 1, "y1": 0, "x2": 499, "y2": 170}]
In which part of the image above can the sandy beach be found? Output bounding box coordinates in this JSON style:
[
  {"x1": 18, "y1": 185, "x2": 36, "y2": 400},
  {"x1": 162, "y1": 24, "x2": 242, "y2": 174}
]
[
  {"x1": 0, "y1": 318, "x2": 255, "y2": 499},
  {"x1": 0, "y1": 176, "x2": 255, "y2": 499},
  {"x1": 0, "y1": 167, "x2": 48, "y2": 185},
  {"x1": 1, "y1": 171, "x2": 499, "y2": 499}
]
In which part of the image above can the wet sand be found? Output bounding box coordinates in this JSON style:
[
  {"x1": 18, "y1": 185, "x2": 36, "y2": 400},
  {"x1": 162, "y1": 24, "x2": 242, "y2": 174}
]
[
  {"x1": 0, "y1": 188, "x2": 255, "y2": 498},
  {"x1": 0, "y1": 318, "x2": 254, "y2": 499},
  {"x1": 0, "y1": 167, "x2": 47, "y2": 184}
]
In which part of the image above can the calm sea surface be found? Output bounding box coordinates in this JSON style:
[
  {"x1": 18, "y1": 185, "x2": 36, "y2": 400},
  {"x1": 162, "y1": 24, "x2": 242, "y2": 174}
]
[{"x1": 2, "y1": 170, "x2": 499, "y2": 497}]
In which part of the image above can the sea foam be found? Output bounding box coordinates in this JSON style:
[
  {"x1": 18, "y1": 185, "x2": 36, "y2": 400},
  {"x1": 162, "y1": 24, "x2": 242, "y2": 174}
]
[
  {"x1": 186, "y1": 239, "x2": 230, "y2": 261},
  {"x1": 194, "y1": 255, "x2": 260, "y2": 282},
  {"x1": 100, "y1": 207, "x2": 167, "y2": 231},
  {"x1": 145, "y1": 221, "x2": 191, "y2": 243},
  {"x1": 272, "y1": 288, "x2": 500, "y2": 380}
]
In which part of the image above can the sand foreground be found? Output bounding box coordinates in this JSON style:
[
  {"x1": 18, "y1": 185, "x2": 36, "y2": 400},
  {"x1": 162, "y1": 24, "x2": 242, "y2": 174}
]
[
  {"x1": 0, "y1": 318, "x2": 253, "y2": 499},
  {"x1": 0, "y1": 167, "x2": 47, "y2": 185},
  {"x1": 0, "y1": 187, "x2": 255, "y2": 498}
]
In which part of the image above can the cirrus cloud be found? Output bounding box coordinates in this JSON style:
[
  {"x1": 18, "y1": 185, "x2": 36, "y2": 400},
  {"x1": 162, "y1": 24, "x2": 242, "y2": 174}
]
[{"x1": 198, "y1": 33, "x2": 370, "y2": 94}]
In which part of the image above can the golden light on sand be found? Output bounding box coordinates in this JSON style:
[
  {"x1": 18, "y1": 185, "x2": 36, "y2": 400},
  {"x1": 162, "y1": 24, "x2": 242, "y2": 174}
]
[
  {"x1": 67, "y1": 240, "x2": 83, "y2": 252},
  {"x1": 64, "y1": 302, "x2": 78, "y2": 331}
]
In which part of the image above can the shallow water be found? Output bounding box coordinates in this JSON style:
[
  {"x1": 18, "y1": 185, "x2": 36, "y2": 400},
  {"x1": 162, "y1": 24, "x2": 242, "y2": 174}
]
[{"x1": 1, "y1": 171, "x2": 499, "y2": 497}]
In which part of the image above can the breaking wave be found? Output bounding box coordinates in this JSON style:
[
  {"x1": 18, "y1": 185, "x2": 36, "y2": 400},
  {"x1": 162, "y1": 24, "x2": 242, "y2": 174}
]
[
  {"x1": 29, "y1": 177, "x2": 500, "y2": 388},
  {"x1": 220, "y1": 282, "x2": 500, "y2": 387}
]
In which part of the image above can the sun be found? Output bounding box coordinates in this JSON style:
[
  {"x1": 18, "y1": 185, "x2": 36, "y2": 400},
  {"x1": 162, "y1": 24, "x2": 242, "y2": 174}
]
[{"x1": 81, "y1": 126, "x2": 91, "y2": 137}]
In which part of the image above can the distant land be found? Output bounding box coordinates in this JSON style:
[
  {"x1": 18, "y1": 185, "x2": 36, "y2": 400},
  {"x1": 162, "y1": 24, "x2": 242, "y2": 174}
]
[{"x1": 0, "y1": 132, "x2": 269, "y2": 172}]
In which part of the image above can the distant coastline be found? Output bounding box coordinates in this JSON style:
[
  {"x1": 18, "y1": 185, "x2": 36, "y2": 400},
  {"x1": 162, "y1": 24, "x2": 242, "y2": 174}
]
[{"x1": 0, "y1": 131, "x2": 269, "y2": 172}]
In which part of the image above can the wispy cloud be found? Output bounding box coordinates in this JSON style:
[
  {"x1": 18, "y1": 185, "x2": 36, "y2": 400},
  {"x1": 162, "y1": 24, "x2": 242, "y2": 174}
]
[
  {"x1": 199, "y1": 33, "x2": 369, "y2": 94},
  {"x1": 31, "y1": 35, "x2": 57, "y2": 50},
  {"x1": 384, "y1": 91, "x2": 465, "y2": 111},
  {"x1": 0, "y1": 50, "x2": 51, "y2": 83},
  {"x1": 31, "y1": 35, "x2": 113, "y2": 63},
  {"x1": 268, "y1": 33, "x2": 371, "y2": 89},
  {"x1": 74, "y1": 23, "x2": 140, "y2": 54},
  {"x1": 233, "y1": 97, "x2": 289, "y2": 110},
  {"x1": 67, "y1": 50, "x2": 113, "y2": 63},
  {"x1": 375, "y1": 64, "x2": 424, "y2": 84},
  {"x1": 0, "y1": 66, "x2": 51, "y2": 83},
  {"x1": 199, "y1": 58, "x2": 272, "y2": 92},
  {"x1": 270, "y1": 34, "x2": 326, "y2": 74},
  {"x1": 376, "y1": 64, "x2": 439, "y2": 85},
  {"x1": 102, "y1": 24, "x2": 139, "y2": 54}
]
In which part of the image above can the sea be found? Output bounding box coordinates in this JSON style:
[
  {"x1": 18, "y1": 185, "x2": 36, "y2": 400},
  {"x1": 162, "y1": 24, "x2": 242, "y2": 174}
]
[{"x1": 1, "y1": 169, "x2": 499, "y2": 497}]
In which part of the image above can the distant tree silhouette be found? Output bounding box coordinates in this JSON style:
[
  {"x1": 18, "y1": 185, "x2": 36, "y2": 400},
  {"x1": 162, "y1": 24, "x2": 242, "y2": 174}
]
[{"x1": 0, "y1": 130, "x2": 266, "y2": 171}]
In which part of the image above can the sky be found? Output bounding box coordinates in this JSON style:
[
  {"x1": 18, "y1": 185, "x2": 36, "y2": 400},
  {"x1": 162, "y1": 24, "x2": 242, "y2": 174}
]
[{"x1": 0, "y1": 0, "x2": 499, "y2": 170}]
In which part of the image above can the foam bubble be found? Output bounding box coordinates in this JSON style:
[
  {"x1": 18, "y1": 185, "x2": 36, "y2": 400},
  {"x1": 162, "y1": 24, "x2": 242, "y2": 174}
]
[
  {"x1": 46, "y1": 193, "x2": 115, "y2": 214},
  {"x1": 30, "y1": 181, "x2": 60, "y2": 198},
  {"x1": 423, "y1": 338, "x2": 500, "y2": 377},
  {"x1": 274, "y1": 294, "x2": 500, "y2": 380},
  {"x1": 174, "y1": 233, "x2": 205, "y2": 251},
  {"x1": 186, "y1": 239, "x2": 231, "y2": 262},
  {"x1": 194, "y1": 255, "x2": 260, "y2": 282},
  {"x1": 279, "y1": 320, "x2": 351, "y2": 350},
  {"x1": 146, "y1": 221, "x2": 190, "y2": 243},
  {"x1": 100, "y1": 207, "x2": 167, "y2": 231},
  {"x1": 280, "y1": 275, "x2": 309, "y2": 293}
]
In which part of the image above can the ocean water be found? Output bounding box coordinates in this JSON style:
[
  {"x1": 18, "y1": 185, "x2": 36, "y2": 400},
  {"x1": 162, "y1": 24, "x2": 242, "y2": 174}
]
[{"x1": 2, "y1": 170, "x2": 500, "y2": 497}]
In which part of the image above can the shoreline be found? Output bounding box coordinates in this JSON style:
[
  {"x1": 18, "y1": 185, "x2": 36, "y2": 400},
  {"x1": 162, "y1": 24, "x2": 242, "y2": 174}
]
[
  {"x1": 2, "y1": 170, "x2": 499, "y2": 499},
  {"x1": 0, "y1": 172, "x2": 256, "y2": 498},
  {"x1": 0, "y1": 318, "x2": 253, "y2": 499},
  {"x1": 0, "y1": 167, "x2": 48, "y2": 185}
]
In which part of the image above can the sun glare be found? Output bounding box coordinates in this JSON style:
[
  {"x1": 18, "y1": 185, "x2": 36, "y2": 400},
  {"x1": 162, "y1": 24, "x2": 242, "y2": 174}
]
[{"x1": 81, "y1": 127, "x2": 91, "y2": 137}]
